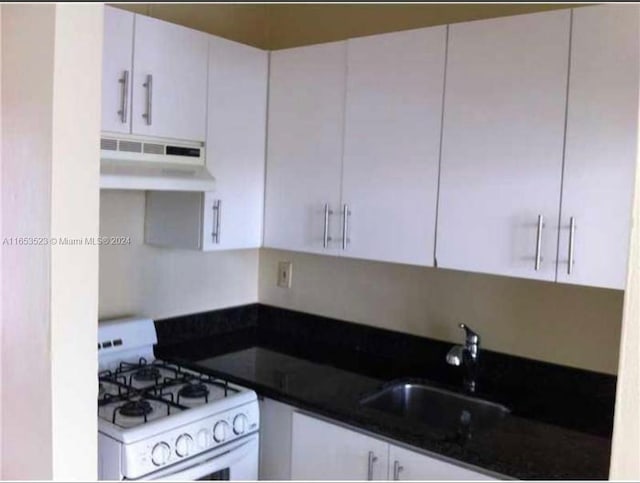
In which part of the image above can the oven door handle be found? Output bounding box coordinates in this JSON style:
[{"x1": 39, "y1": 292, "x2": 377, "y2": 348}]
[{"x1": 132, "y1": 433, "x2": 258, "y2": 481}]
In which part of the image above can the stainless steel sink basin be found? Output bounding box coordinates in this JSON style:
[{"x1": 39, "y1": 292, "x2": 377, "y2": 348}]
[{"x1": 360, "y1": 381, "x2": 510, "y2": 434}]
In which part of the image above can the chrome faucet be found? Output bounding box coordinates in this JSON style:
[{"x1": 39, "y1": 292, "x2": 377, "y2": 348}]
[{"x1": 446, "y1": 323, "x2": 480, "y2": 393}]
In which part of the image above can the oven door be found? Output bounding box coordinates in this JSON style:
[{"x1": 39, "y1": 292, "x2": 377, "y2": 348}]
[{"x1": 139, "y1": 434, "x2": 259, "y2": 481}]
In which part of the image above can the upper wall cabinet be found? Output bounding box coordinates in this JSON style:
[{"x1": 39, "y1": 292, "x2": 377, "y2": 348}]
[
  {"x1": 202, "y1": 36, "x2": 268, "y2": 250},
  {"x1": 101, "y1": 7, "x2": 208, "y2": 141},
  {"x1": 436, "y1": 11, "x2": 571, "y2": 281},
  {"x1": 556, "y1": 5, "x2": 639, "y2": 290},
  {"x1": 102, "y1": 6, "x2": 134, "y2": 134},
  {"x1": 264, "y1": 27, "x2": 447, "y2": 266},
  {"x1": 131, "y1": 15, "x2": 209, "y2": 141},
  {"x1": 145, "y1": 36, "x2": 268, "y2": 251},
  {"x1": 341, "y1": 27, "x2": 446, "y2": 266},
  {"x1": 264, "y1": 42, "x2": 347, "y2": 256}
]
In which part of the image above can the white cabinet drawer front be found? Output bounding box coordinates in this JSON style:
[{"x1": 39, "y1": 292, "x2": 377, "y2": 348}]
[{"x1": 437, "y1": 10, "x2": 571, "y2": 281}]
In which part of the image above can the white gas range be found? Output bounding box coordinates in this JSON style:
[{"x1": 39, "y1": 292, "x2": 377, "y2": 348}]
[{"x1": 98, "y1": 317, "x2": 259, "y2": 481}]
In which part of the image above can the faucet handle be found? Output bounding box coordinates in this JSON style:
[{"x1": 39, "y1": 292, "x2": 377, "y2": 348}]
[{"x1": 459, "y1": 323, "x2": 480, "y2": 345}]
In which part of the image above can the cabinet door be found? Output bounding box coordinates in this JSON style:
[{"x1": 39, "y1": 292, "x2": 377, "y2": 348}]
[
  {"x1": 102, "y1": 6, "x2": 134, "y2": 134},
  {"x1": 203, "y1": 36, "x2": 268, "y2": 251},
  {"x1": 131, "y1": 15, "x2": 208, "y2": 141},
  {"x1": 291, "y1": 413, "x2": 388, "y2": 480},
  {"x1": 437, "y1": 11, "x2": 570, "y2": 281},
  {"x1": 264, "y1": 42, "x2": 347, "y2": 255},
  {"x1": 557, "y1": 5, "x2": 639, "y2": 289},
  {"x1": 389, "y1": 445, "x2": 493, "y2": 480},
  {"x1": 341, "y1": 27, "x2": 446, "y2": 266}
]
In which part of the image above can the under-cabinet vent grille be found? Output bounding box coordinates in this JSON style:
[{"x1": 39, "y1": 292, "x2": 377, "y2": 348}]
[
  {"x1": 101, "y1": 138, "x2": 118, "y2": 151},
  {"x1": 162, "y1": 168, "x2": 196, "y2": 177},
  {"x1": 119, "y1": 140, "x2": 143, "y2": 153},
  {"x1": 143, "y1": 143, "x2": 165, "y2": 155}
]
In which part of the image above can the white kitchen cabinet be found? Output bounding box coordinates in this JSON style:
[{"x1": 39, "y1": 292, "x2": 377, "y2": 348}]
[
  {"x1": 143, "y1": 35, "x2": 268, "y2": 251},
  {"x1": 291, "y1": 412, "x2": 495, "y2": 481},
  {"x1": 556, "y1": 5, "x2": 639, "y2": 289},
  {"x1": 101, "y1": 6, "x2": 134, "y2": 134},
  {"x1": 341, "y1": 27, "x2": 446, "y2": 266},
  {"x1": 259, "y1": 398, "x2": 294, "y2": 480},
  {"x1": 263, "y1": 42, "x2": 347, "y2": 255},
  {"x1": 388, "y1": 444, "x2": 492, "y2": 481},
  {"x1": 203, "y1": 36, "x2": 268, "y2": 250},
  {"x1": 291, "y1": 412, "x2": 389, "y2": 480},
  {"x1": 131, "y1": 14, "x2": 209, "y2": 141},
  {"x1": 437, "y1": 10, "x2": 571, "y2": 281}
]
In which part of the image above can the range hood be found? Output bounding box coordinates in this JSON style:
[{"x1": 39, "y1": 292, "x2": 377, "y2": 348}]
[{"x1": 100, "y1": 134, "x2": 215, "y2": 191}]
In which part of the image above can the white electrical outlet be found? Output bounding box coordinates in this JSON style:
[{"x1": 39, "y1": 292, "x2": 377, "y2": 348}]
[{"x1": 277, "y1": 261, "x2": 293, "y2": 288}]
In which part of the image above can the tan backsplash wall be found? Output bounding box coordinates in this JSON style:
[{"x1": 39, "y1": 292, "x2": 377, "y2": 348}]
[
  {"x1": 111, "y1": 3, "x2": 579, "y2": 50},
  {"x1": 99, "y1": 191, "x2": 259, "y2": 320},
  {"x1": 259, "y1": 249, "x2": 623, "y2": 375}
]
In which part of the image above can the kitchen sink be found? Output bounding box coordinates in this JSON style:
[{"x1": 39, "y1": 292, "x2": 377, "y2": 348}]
[{"x1": 360, "y1": 381, "x2": 510, "y2": 434}]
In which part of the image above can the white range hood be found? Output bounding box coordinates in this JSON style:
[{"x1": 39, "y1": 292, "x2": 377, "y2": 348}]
[{"x1": 100, "y1": 134, "x2": 215, "y2": 191}]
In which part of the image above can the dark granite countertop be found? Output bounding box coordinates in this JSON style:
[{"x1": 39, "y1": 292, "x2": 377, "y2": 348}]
[{"x1": 155, "y1": 304, "x2": 614, "y2": 480}]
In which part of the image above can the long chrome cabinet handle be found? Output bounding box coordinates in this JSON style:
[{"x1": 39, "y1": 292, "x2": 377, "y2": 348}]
[
  {"x1": 342, "y1": 204, "x2": 351, "y2": 250},
  {"x1": 143, "y1": 74, "x2": 153, "y2": 125},
  {"x1": 367, "y1": 451, "x2": 378, "y2": 481},
  {"x1": 323, "y1": 203, "x2": 333, "y2": 249},
  {"x1": 393, "y1": 460, "x2": 404, "y2": 481},
  {"x1": 568, "y1": 216, "x2": 576, "y2": 275},
  {"x1": 118, "y1": 70, "x2": 129, "y2": 123},
  {"x1": 534, "y1": 214, "x2": 544, "y2": 271},
  {"x1": 212, "y1": 200, "x2": 221, "y2": 244}
]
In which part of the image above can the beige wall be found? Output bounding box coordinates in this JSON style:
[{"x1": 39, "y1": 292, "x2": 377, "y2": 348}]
[
  {"x1": 1, "y1": 5, "x2": 102, "y2": 479},
  {"x1": 99, "y1": 191, "x2": 259, "y2": 320},
  {"x1": 1, "y1": 5, "x2": 55, "y2": 478},
  {"x1": 49, "y1": 4, "x2": 102, "y2": 479},
  {"x1": 259, "y1": 249, "x2": 623, "y2": 375},
  {"x1": 609, "y1": 65, "x2": 640, "y2": 478},
  {"x1": 112, "y1": 3, "x2": 578, "y2": 50}
]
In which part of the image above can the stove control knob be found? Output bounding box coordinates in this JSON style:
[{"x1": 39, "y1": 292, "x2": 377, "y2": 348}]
[
  {"x1": 213, "y1": 421, "x2": 229, "y2": 443},
  {"x1": 175, "y1": 434, "x2": 193, "y2": 458},
  {"x1": 151, "y1": 442, "x2": 171, "y2": 467},
  {"x1": 233, "y1": 414, "x2": 248, "y2": 435},
  {"x1": 196, "y1": 428, "x2": 209, "y2": 449}
]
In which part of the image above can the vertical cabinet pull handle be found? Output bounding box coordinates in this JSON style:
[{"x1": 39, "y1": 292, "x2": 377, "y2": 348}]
[
  {"x1": 118, "y1": 70, "x2": 129, "y2": 123},
  {"x1": 212, "y1": 200, "x2": 221, "y2": 244},
  {"x1": 323, "y1": 203, "x2": 333, "y2": 249},
  {"x1": 393, "y1": 460, "x2": 404, "y2": 480},
  {"x1": 568, "y1": 216, "x2": 576, "y2": 275},
  {"x1": 367, "y1": 451, "x2": 378, "y2": 481},
  {"x1": 143, "y1": 74, "x2": 153, "y2": 125},
  {"x1": 534, "y1": 214, "x2": 544, "y2": 271},
  {"x1": 342, "y1": 204, "x2": 351, "y2": 250}
]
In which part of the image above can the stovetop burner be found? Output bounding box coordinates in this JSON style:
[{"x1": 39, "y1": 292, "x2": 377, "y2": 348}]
[
  {"x1": 99, "y1": 359, "x2": 239, "y2": 428},
  {"x1": 178, "y1": 382, "x2": 210, "y2": 402},
  {"x1": 119, "y1": 399, "x2": 154, "y2": 418},
  {"x1": 133, "y1": 366, "x2": 161, "y2": 383}
]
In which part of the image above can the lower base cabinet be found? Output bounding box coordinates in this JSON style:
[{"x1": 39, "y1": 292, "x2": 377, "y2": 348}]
[
  {"x1": 388, "y1": 444, "x2": 493, "y2": 481},
  {"x1": 291, "y1": 412, "x2": 389, "y2": 480},
  {"x1": 291, "y1": 412, "x2": 494, "y2": 481}
]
